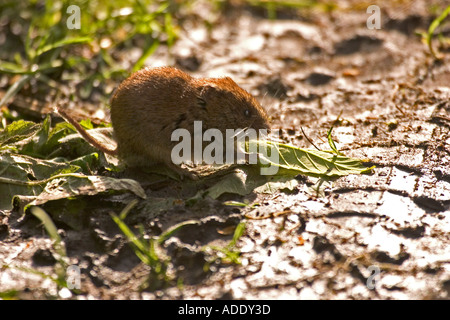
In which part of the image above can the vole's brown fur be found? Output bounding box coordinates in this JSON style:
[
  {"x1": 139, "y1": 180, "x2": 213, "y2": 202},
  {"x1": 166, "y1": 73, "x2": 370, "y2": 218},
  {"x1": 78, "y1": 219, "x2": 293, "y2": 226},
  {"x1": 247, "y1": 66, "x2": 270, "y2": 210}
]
[{"x1": 58, "y1": 66, "x2": 270, "y2": 177}]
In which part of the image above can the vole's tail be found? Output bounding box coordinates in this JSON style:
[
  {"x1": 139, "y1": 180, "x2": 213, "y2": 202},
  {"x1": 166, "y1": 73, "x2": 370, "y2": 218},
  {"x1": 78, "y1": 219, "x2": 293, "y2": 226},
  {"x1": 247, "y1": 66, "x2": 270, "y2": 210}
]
[{"x1": 56, "y1": 106, "x2": 119, "y2": 156}]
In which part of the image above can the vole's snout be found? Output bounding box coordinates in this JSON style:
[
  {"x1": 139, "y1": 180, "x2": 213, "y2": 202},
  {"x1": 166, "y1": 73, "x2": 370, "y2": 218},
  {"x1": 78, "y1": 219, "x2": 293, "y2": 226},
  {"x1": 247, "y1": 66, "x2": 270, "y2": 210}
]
[{"x1": 249, "y1": 109, "x2": 270, "y2": 131}]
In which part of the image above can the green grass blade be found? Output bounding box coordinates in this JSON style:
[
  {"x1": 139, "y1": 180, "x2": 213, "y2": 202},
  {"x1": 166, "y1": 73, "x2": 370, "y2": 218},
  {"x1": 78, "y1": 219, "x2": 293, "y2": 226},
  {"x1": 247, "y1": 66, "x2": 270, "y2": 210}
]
[
  {"x1": 229, "y1": 221, "x2": 246, "y2": 248},
  {"x1": 164, "y1": 12, "x2": 177, "y2": 47},
  {"x1": 132, "y1": 39, "x2": 160, "y2": 72},
  {"x1": 110, "y1": 213, "x2": 149, "y2": 254},
  {"x1": 35, "y1": 37, "x2": 92, "y2": 57},
  {"x1": 29, "y1": 206, "x2": 66, "y2": 257},
  {"x1": 29, "y1": 206, "x2": 61, "y2": 243},
  {"x1": 327, "y1": 111, "x2": 345, "y2": 156},
  {"x1": 0, "y1": 60, "x2": 29, "y2": 75},
  {"x1": 0, "y1": 74, "x2": 31, "y2": 108},
  {"x1": 157, "y1": 220, "x2": 198, "y2": 244},
  {"x1": 427, "y1": 5, "x2": 450, "y2": 59}
]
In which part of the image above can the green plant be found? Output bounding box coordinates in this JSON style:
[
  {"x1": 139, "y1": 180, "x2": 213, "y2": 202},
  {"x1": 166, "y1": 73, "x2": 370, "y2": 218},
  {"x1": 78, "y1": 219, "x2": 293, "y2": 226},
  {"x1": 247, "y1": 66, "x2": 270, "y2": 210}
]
[
  {"x1": 0, "y1": 1, "x2": 91, "y2": 107},
  {"x1": 0, "y1": 116, "x2": 146, "y2": 211},
  {"x1": 0, "y1": 0, "x2": 183, "y2": 108},
  {"x1": 425, "y1": 5, "x2": 450, "y2": 60},
  {"x1": 244, "y1": 0, "x2": 333, "y2": 19},
  {"x1": 0, "y1": 206, "x2": 78, "y2": 296},
  {"x1": 110, "y1": 199, "x2": 198, "y2": 289},
  {"x1": 204, "y1": 221, "x2": 246, "y2": 265}
]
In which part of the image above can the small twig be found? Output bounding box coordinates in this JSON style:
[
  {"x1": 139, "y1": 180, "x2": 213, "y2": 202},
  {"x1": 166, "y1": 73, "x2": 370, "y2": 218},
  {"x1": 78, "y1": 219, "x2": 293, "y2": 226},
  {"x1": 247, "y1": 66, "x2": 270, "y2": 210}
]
[{"x1": 300, "y1": 127, "x2": 321, "y2": 151}]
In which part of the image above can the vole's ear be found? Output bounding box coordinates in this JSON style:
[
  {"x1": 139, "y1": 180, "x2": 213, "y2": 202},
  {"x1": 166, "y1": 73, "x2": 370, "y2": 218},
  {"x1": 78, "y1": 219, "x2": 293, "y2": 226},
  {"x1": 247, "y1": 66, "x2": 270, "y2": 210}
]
[
  {"x1": 196, "y1": 85, "x2": 213, "y2": 109},
  {"x1": 199, "y1": 83, "x2": 218, "y2": 96},
  {"x1": 198, "y1": 84, "x2": 219, "y2": 106}
]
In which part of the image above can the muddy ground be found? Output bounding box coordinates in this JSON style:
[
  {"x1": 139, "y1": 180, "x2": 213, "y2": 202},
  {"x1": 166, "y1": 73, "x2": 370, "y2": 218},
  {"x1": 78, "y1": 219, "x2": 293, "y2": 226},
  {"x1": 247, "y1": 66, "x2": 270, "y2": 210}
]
[{"x1": 1, "y1": 0, "x2": 449, "y2": 299}]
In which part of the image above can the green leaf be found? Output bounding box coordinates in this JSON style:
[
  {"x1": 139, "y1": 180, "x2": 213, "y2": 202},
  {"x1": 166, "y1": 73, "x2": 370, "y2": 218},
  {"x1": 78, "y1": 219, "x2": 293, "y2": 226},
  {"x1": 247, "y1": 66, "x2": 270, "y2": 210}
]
[
  {"x1": 35, "y1": 37, "x2": 92, "y2": 57},
  {"x1": 0, "y1": 118, "x2": 102, "y2": 161},
  {"x1": 0, "y1": 153, "x2": 145, "y2": 211},
  {"x1": 0, "y1": 60, "x2": 29, "y2": 74},
  {"x1": 79, "y1": 119, "x2": 94, "y2": 130},
  {"x1": 0, "y1": 154, "x2": 66, "y2": 210},
  {"x1": 254, "y1": 176, "x2": 299, "y2": 194},
  {"x1": 20, "y1": 115, "x2": 52, "y2": 157},
  {"x1": 202, "y1": 167, "x2": 299, "y2": 199},
  {"x1": 204, "y1": 166, "x2": 268, "y2": 199},
  {"x1": 67, "y1": 153, "x2": 99, "y2": 173},
  {"x1": 0, "y1": 119, "x2": 41, "y2": 148},
  {"x1": 40, "y1": 122, "x2": 77, "y2": 157},
  {"x1": 248, "y1": 140, "x2": 374, "y2": 177},
  {"x1": 20, "y1": 174, "x2": 147, "y2": 211},
  {"x1": 200, "y1": 138, "x2": 373, "y2": 199},
  {"x1": 42, "y1": 198, "x2": 87, "y2": 231}
]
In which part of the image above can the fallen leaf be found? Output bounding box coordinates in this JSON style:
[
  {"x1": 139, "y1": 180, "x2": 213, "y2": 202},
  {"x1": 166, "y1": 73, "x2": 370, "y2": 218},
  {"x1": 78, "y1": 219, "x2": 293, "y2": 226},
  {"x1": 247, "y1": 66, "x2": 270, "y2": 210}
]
[{"x1": 342, "y1": 68, "x2": 360, "y2": 77}]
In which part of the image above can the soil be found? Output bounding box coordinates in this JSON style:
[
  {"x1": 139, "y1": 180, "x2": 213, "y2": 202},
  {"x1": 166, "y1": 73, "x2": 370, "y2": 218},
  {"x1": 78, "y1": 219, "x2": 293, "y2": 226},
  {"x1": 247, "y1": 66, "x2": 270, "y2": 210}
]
[{"x1": 1, "y1": 0, "x2": 449, "y2": 300}]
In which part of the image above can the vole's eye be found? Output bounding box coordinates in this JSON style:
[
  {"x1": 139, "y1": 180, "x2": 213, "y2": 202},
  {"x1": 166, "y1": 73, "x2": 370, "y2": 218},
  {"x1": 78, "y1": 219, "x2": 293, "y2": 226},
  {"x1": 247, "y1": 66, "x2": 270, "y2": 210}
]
[{"x1": 244, "y1": 109, "x2": 250, "y2": 117}]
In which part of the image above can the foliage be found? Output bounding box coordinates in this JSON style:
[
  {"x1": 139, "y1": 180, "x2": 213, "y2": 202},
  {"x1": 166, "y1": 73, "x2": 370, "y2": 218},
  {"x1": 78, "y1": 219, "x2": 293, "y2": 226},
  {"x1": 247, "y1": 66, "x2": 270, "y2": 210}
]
[
  {"x1": 110, "y1": 199, "x2": 199, "y2": 289},
  {"x1": 426, "y1": 5, "x2": 450, "y2": 59},
  {"x1": 244, "y1": 0, "x2": 335, "y2": 19},
  {"x1": 0, "y1": 0, "x2": 182, "y2": 107},
  {"x1": 204, "y1": 221, "x2": 246, "y2": 265},
  {"x1": 2, "y1": 206, "x2": 77, "y2": 296},
  {"x1": 0, "y1": 116, "x2": 145, "y2": 211}
]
